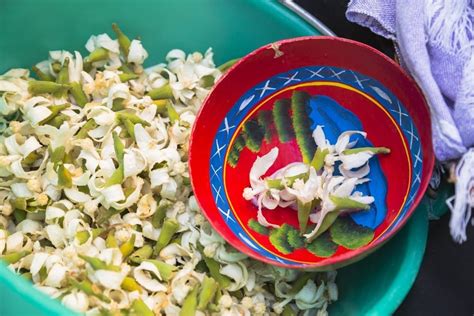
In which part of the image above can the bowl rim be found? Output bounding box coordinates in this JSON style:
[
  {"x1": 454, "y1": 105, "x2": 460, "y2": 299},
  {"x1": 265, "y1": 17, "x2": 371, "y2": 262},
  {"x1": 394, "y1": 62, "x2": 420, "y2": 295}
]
[{"x1": 189, "y1": 35, "x2": 435, "y2": 269}]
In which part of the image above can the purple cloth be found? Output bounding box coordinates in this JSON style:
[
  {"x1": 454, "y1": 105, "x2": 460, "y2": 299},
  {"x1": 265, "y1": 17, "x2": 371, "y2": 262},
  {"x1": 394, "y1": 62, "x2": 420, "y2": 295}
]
[{"x1": 346, "y1": 0, "x2": 474, "y2": 243}]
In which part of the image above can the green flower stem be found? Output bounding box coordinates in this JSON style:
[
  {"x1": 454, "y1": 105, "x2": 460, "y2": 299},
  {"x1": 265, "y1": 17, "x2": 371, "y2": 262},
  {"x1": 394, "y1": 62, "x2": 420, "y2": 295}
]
[
  {"x1": 166, "y1": 102, "x2": 179, "y2": 124},
  {"x1": 28, "y1": 81, "x2": 70, "y2": 95},
  {"x1": 197, "y1": 276, "x2": 218, "y2": 311},
  {"x1": 119, "y1": 64, "x2": 135, "y2": 74},
  {"x1": 51, "y1": 61, "x2": 61, "y2": 73},
  {"x1": 56, "y1": 57, "x2": 69, "y2": 84},
  {"x1": 76, "y1": 119, "x2": 97, "y2": 139},
  {"x1": 47, "y1": 114, "x2": 68, "y2": 128},
  {"x1": 78, "y1": 254, "x2": 121, "y2": 272},
  {"x1": 0, "y1": 250, "x2": 30, "y2": 264},
  {"x1": 203, "y1": 256, "x2": 231, "y2": 289},
  {"x1": 305, "y1": 211, "x2": 341, "y2": 243},
  {"x1": 39, "y1": 103, "x2": 70, "y2": 125},
  {"x1": 75, "y1": 230, "x2": 90, "y2": 244},
  {"x1": 50, "y1": 146, "x2": 65, "y2": 165},
  {"x1": 153, "y1": 218, "x2": 179, "y2": 255},
  {"x1": 31, "y1": 66, "x2": 55, "y2": 81},
  {"x1": 121, "y1": 118, "x2": 136, "y2": 140},
  {"x1": 119, "y1": 234, "x2": 136, "y2": 258},
  {"x1": 12, "y1": 198, "x2": 27, "y2": 211},
  {"x1": 282, "y1": 305, "x2": 297, "y2": 316},
  {"x1": 151, "y1": 200, "x2": 172, "y2": 228},
  {"x1": 105, "y1": 231, "x2": 118, "y2": 248},
  {"x1": 97, "y1": 208, "x2": 124, "y2": 225},
  {"x1": 129, "y1": 244, "x2": 153, "y2": 264},
  {"x1": 85, "y1": 47, "x2": 109, "y2": 64},
  {"x1": 218, "y1": 58, "x2": 240, "y2": 73},
  {"x1": 330, "y1": 195, "x2": 370, "y2": 212},
  {"x1": 112, "y1": 23, "x2": 131, "y2": 57},
  {"x1": 69, "y1": 277, "x2": 111, "y2": 303},
  {"x1": 57, "y1": 164, "x2": 73, "y2": 188},
  {"x1": 311, "y1": 147, "x2": 329, "y2": 172},
  {"x1": 179, "y1": 286, "x2": 199, "y2": 316},
  {"x1": 146, "y1": 259, "x2": 177, "y2": 281},
  {"x1": 103, "y1": 132, "x2": 124, "y2": 187},
  {"x1": 265, "y1": 172, "x2": 309, "y2": 190},
  {"x1": 342, "y1": 147, "x2": 390, "y2": 155},
  {"x1": 152, "y1": 99, "x2": 169, "y2": 115},
  {"x1": 131, "y1": 299, "x2": 154, "y2": 316},
  {"x1": 121, "y1": 276, "x2": 142, "y2": 292},
  {"x1": 147, "y1": 84, "x2": 173, "y2": 100},
  {"x1": 200, "y1": 75, "x2": 215, "y2": 88},
  {"x1": 298, "y1": 199, "x2": 316, "y2": 234},
  {"x1": 119, "y1": 73, "x2": 139, "y2": 82},
  {"x1": 289, "y1": 272, "x2": 316, "y2": 295},
  {"x1": 116, "y1": 112, "x2": 150, "y2": 127},
  {"x1": 70, "y1": 82, "x2": 88, "y2": 107},
  {"x1": 13, "y1": 209, "x2": 26, "y2": 223}
]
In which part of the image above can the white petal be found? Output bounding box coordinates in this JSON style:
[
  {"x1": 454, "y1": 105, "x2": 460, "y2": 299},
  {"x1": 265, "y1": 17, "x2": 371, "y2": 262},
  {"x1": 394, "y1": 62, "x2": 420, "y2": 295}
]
[
  {"x1": 127, "y1": 40, "x2": 148, "y2": 64},
  {"x1": 312, "y1": 125, "x2": 327, "y2": 148},
  {"x1": 333, "y1": 178, "x2": 358, "y2": 197},
  {"x1": 62, "y1": 291, "x2": 89, "y2": 312},
  {"x1": 250, "y1": 148, "x2": 279, "y2": 187},
  {"x1": 6, "y1": 231, "x2": 24, "y2": 253},
  {"x1": 150, "y1": 168, "x2": 170, "y2": 188},
  {"x1": 16, "y1": 219, "x2": 42, "y2": 234},
  {"x1": 133, "y1": 261, "x2": 168, "y2": 292},
  {"x1": 64, "y1": 188, "x2": 92, "y2": 203},
  {"x1": 339, "y1": 163, "x2": 370, "y2": 179},
  {"x1": 334, "y1": 130, "x2": 366, "y2": 154},
  {"x1": 30, "y1": 252, "x2": 49, "y2": 275},
  {"x1": 45, "y1": 224, "x2": 65, "y2": 248},
  {"x1": 95, "y1": 269, "x2": 126, "y2": 290},
  {"x1": 340, "y1": 152, "x2": 374, "y2": 170},
  {"x1": 124, "y1": 149, "x2": 147, "y2": 178},
  {"x1": 101, "y1": 184, "x2": 125, "y2": 203},
  {"x1": 44, "y1": 263, "x2": 67, "y2": 288}
]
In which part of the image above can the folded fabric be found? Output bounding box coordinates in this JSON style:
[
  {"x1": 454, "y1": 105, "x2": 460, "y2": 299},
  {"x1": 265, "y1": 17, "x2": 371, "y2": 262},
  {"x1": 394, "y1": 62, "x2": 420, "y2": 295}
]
[{"x1": 346, "y1": 0, "x2": 474, "y2": 243}]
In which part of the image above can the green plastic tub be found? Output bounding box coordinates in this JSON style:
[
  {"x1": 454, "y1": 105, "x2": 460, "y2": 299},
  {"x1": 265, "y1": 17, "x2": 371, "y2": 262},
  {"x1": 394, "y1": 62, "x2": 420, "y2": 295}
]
[{"x1": 0, "y1": 0, "x2": 429, "y2": 315}]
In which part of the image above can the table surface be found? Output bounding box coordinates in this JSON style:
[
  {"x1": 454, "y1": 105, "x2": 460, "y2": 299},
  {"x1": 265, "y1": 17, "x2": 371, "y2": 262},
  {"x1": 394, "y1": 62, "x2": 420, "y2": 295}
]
[{"x1": 296, "y1": 0, "x2": 474, "y2": 315}]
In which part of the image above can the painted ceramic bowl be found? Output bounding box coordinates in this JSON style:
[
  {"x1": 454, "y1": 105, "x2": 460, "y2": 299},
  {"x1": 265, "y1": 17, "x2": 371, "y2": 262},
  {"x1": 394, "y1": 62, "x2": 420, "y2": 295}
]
[{"x1": 189, "y1": 37, "x2": 434, "y2": 269}]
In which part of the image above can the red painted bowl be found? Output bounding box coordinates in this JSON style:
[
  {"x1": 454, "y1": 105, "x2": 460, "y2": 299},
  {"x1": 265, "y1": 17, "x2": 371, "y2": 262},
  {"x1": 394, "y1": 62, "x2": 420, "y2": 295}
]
[{"x1": 189, "y1": 37, "x2": 434, "y2": 269}]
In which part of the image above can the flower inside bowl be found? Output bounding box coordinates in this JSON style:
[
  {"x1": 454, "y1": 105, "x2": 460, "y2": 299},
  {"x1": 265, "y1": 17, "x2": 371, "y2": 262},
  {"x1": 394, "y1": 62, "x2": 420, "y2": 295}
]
[{"x1": 189, "y1": 36, "x2": 434, "y2": 270}]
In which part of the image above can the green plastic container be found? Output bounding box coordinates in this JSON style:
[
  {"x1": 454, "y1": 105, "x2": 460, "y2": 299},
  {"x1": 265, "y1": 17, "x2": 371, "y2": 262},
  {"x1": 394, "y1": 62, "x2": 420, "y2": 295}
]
[{"x1": 0, "y1": 0, "x2": 429, "y2": 315}]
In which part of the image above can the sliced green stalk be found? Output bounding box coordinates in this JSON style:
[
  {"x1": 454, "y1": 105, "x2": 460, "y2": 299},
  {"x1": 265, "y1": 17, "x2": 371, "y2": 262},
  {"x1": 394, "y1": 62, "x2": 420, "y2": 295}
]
[
  {"x1": 179, "y1": 286, "x2": 199, "y2": 316},
  {"x1": 116, "y1": 112, "x2": 150, "y2": 126},
  {"x1": 79, "y1": 254, "x2": 121, "y2": 272},
  {"x1": 197, "y1": 276, "x2": 218, "y2": 310},
  {"x1": 119, "y1": 234, "x2": 136, "y2": 258},
  {"x1": 131, "y1": 298, "x2": 154, "y2": 316},
  {"x1": 28, "y1": 81, "x2": 70, "y2": 95},
  {"x1": 57, "y1": 164, "x2": 73, "y2": 188},
  {"x1": 203, "y1": 256, "x2": 231, "y2": 289},
  {"x1": 96, "y1": 208, "x2": 123, "y2": 225},
  {"x1": 119, "y1": 64, "x2": 135, "y2": 74},
  {"x1": 31, "y1": 66, "x2": 55, "y2": 81},
  {"x1": 146, "y1": 259, "x2": 177, "y2": 281},
  {"x1": 76, "y1": 119, "x2": 97, "y2": 139},
  {"x1": 85, "y1": 47, "x2": 109, "y2": 64},
  {"x1": 151, "y1": 200, "x2": 172, "y2": 228},
  {"x1": 103, "y1": 132, "x2": 124, "y2": 187},
  {"x1": 152, "y1": 99, "x2": 170, "y2": 115},
  {"x1": 75, "y1": 230, "x2": 90, "y2": 244},
  {"x1": 121, "y1": 118, "x2": 136, "y2": 140},
  {"x1": 289, "y1": 272, "x2": 316, "y2": 295},
  {"x1": 297, "y1": 200, "x2": 316, "y2": 234},
  {"x1": 0, "y1": 250, "x2": 31, "y2": 264},
  {"x1": 129, "y1": 244, "x2": 153, "y2": 264},
  {"x1": 147, "y1": 83, "x2": 173, "y2": 100},
  {"x1": 166, "y1": 102, "x2": 179, "y2": 124},
  {"x1": 121, "y1": 276, "x2": 141, "y2": 292},
  {"x1": 70, "y1": 81, "x2": 88, "y2": 107},
  {"x1": 39, "y1": 103, "x2": 70, "y2": 125},
  {"x1": 330, "y1": 195, "x2": 371, "y2": 212},
  {"x1": 47, "y1": 114, "x2": 68, "y2": 128},
  {"x1": 218, "y1": 58, "x2": 240, "y2": 73},
  {"x1": 13, "y1": 209, "x2": 26, "y2": 223},
  {"x1": 12, "y1": 198, "x2": 27, "y2": 211},
  {"x1": 282, "y1": 305, "x2": 297, "y2": 316},
  {"x1": 51, "y1": 146, "x2": 66, "y2": 166},
  {"x1": 106, "y1": 230, "x2": 118, "y2": 248},
  {"x1": 153, "y1": 218, "x2": 179, "y2": 255},
  {"x1": 22, "y1": 152, "x2": 40, "y2": 165},
  {"x1": 69, "y1": 277, "x2": 111, "y2": 303},
  {"x1": 119, "y1": 73, "x2": 139, "y2": 82},
  {"x1": 265, "y1": 172, "x2": 309, "y2": 190},
  {"x1": 201, "y1": 75, "x2": 215, "y2": 88},
  {"x1": 51, "y1": 61, "x2": 61, "y2": 73},
  {"x1": 342, "y1": 146, "x2": 390, "y2": 155},
  {"x1": 311, "y1": 147, "x2": 329, "y2": 171},
  {"x1": 56, "y1": 57, "x2": 69, "y2": 84},
  {"x1": 112, "y1": 23, "x2": 131, "y2": 56}
]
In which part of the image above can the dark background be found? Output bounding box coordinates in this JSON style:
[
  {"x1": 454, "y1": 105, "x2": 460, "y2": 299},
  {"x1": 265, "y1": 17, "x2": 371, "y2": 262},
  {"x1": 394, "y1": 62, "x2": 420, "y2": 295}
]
[{"x1": 297, "y1": 0, "x2": 474, "y2": 315}]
